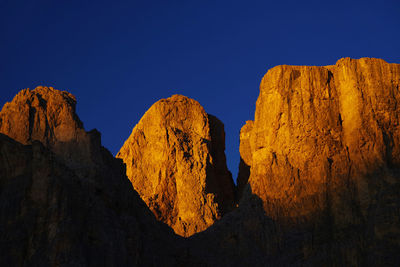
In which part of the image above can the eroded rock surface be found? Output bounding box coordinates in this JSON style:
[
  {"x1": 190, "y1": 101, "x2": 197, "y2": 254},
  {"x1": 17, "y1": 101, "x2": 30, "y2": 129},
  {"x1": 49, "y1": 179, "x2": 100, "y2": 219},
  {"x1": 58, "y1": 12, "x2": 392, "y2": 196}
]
[
  {"x1": 238, "y1": 57, "x2": 400, "y2": 265},
  {"x1": 117, "y1": 95, "x2": 235, "y2": 237}
]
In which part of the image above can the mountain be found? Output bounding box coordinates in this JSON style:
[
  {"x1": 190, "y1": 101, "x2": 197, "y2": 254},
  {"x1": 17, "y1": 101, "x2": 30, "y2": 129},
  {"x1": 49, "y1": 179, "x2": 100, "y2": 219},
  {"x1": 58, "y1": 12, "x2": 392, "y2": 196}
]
[
  {"x1": 0, "y1": 87, "x2": 180, "y2": 266},
  {"x1": 1, "y1": 58, "x2": 399, "y2": 266},
  {"x1": 236, "y1": 57, "x2": 400, "y2": 265},
  {"x1": 117, "y1": 95, "x2": 235, "y2": 237}
]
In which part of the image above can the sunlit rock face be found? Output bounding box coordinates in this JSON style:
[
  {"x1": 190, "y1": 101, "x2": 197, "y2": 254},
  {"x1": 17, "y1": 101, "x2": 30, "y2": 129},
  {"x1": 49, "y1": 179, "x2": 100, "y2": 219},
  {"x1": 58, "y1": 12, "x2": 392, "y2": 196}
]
[
  {"x1": 0, "y1": 86, "x2": 82, "y2": 145},
  {"x1": 238, "y1": 58, "x2": 400, "y2": 265},
  {"x1": 117, "y1": 95, "x2": 235, "y2": 237},
  {"x1": 0, "y1": 86, "x2": 103, "y2": 177}
]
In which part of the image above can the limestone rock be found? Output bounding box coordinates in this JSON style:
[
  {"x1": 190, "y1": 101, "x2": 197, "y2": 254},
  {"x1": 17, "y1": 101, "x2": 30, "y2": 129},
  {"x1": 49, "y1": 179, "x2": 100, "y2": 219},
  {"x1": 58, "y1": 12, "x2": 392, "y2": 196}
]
[
  {"x1": 0, "y1": 88, "x2": 180, "y2": 266},
  {"x1": 0, "y1": 86, "x2": 81, "y2": 145},
  {"x1": 239, "y1": 57, "x2": 400, "y2": 265},
  {"x1": 117, "y1": 94, "x2": 235, "y2": 237},
  {"x1": 0, "y1": 86, "x2": 102, "y2": 177}
]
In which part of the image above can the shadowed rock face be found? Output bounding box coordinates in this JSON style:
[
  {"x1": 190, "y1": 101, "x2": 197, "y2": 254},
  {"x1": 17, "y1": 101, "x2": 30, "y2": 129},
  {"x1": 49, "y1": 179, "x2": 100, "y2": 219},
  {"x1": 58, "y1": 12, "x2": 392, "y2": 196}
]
[
  {"x1": 237, "y1": 57, "x2": 400, "y2": 265},
  {"x1": 117, "y1": 95, "x2": 235, "y2": 237},
  {"x1": 237, "y1": 120, "x2": 253, "y2": 200}
]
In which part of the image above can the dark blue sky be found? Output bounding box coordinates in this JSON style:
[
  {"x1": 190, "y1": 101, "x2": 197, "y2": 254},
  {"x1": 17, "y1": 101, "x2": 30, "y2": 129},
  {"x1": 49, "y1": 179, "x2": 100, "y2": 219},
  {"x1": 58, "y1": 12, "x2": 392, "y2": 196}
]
[{"x1": 1, "y1": 0, "x2": 399, "y2": 181}]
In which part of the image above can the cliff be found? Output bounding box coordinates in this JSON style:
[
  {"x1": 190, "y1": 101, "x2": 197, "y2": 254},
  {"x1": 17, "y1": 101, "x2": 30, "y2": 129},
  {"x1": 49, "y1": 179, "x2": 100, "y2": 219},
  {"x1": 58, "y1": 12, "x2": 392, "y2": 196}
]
[
  {"x1": 117, "y1": 95, "x2": 235, "y2": 237},
  {"x1": 0, "y1": 86, "x2": 103, "y2": 177},
  {"x1": 237, "y1": 57, "x2": 400, "y2": 265}
]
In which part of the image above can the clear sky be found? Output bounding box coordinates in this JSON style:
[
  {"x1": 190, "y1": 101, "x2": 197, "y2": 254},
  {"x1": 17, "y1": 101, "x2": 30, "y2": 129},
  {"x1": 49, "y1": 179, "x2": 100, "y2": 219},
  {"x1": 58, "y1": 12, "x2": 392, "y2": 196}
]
[{"x1": 1, "y1": 0, "x2": 400, "y2": 181}]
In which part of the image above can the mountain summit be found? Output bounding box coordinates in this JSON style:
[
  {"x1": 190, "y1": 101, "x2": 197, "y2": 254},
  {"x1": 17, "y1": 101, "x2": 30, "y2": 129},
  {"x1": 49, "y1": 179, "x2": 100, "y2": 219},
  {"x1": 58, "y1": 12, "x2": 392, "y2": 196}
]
[{"x1": 117, "y1": 94, "x2": 235, "y2": 237}]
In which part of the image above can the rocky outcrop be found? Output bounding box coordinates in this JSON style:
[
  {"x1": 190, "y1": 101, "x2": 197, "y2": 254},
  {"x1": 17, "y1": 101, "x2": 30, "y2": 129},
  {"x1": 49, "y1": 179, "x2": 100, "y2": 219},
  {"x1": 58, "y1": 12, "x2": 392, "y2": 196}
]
[
  {"x1": 0, "y1": 86, "x2": 102, "y2": 177},
  {"x1": 0, "y1": 87, "x2": 180, "y2": 266},
  {"x1": 117, "y1": 95, "x2": 235, "y2": 237},
  {"x1": 238, "y1": 58, "x2": 400, "y2": 265},
  {"x1": 0, "y1": 86, "x2": 82, "y2": 146}
]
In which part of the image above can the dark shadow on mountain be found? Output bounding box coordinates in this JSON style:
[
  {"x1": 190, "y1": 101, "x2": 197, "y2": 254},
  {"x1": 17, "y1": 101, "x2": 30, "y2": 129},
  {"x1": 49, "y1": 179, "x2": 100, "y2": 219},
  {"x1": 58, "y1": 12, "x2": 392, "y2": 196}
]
[
  {"x1": 0, "y1": 133, "x2": 183, "y2": 266},
  {"x1": 1, "y1": 132, "x2": 400, "y2": 266},
  {"x1": 186, "y1": 164, "x2": 400, "y2": 267},
  {"x1": 205, "y1": 114, "x2": 236, "y2": 214},
  {"x1": 236, "y1": 156, "x2": 250, "y2": 202}
]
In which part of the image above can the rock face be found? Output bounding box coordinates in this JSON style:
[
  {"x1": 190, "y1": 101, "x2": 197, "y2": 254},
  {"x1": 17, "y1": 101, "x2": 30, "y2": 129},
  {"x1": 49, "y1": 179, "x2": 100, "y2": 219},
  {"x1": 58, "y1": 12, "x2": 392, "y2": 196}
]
[
  {"x1": 117, "y1": 95, "x2": 235, "y2": 237},
  {"x1": 238, "y1": 58, "x2": 400, "y2": 265},
  {"x1": 0, "y1": 86, "x2": 102, "y2": 177},
  {"x1": 0, "y1": 87, "x2": 179, "y2": 266},
  {"x1": 0, "y1": 86, "x2": 82, "y2": 146}
]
